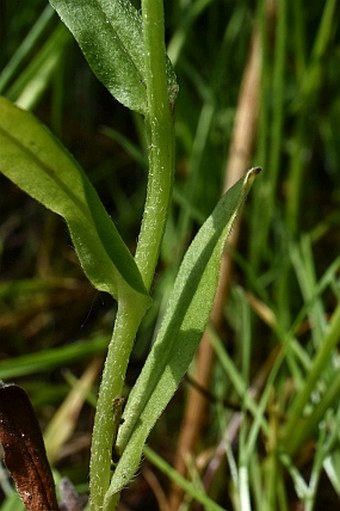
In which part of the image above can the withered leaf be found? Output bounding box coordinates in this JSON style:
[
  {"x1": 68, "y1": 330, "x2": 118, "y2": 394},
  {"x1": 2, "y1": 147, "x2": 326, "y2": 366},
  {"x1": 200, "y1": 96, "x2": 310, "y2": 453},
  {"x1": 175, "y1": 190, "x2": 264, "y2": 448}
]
[{"x1": 0, "y1": 382, "x2": 59, "y2": 511}]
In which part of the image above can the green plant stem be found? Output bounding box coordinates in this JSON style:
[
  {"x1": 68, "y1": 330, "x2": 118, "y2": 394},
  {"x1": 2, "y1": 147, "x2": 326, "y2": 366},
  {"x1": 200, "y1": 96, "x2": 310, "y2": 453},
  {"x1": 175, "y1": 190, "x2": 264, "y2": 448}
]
[
  {"x1": 282, "y1": 303, "x2": 340, "y2": 457},
  {"x1": 90, "y1": 2, "x2": 175, "y2": 509},
  {"x1": 134, "y1": 0, "x2": 175, "y2": 291},
  {"x1": 89, "y1": 293, "x2": 148, "y2": 511}
]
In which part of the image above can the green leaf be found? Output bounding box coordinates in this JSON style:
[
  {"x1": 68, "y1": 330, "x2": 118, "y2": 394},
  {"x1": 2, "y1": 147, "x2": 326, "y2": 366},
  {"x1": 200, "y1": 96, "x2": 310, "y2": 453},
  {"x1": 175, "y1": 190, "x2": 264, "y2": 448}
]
[
  {"x1": 0, "y1": 335, "x2": 108, "y2": 380},
  {"x1": 48, "y1": 0, "x2": 178, "y2": 114},
  {"x1": 106, "y1": 167, "x2": 261, "y2": 499},
  {"x1": 0, "y1": 96, "x2": 149, "y2": 301},
  {"x1": 6, "y1": 24, "x2": 72, "y2": 110}
]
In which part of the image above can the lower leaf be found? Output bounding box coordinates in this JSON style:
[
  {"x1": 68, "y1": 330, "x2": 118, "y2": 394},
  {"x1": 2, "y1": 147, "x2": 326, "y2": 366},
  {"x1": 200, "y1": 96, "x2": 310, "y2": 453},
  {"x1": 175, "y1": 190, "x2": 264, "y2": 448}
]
[{"x1": 105, "y1": 167, "x2": 261, "y2": 498}]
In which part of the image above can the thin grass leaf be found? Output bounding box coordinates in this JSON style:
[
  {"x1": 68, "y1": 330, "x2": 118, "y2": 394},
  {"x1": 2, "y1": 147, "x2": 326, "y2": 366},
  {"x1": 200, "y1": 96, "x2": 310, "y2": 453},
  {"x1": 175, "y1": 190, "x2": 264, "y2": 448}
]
[
  {"x1": 44, "y1": 360, "x2": 101, "y2": 464},
  {"x1": 0, "y1": 336, "x2": 108, "y2": 379},
  {"x1": 6, "y1": 24, "x2": 71, "y2": 110},
  {"x1": 143, "y1": 446, "x2": 226, "y2": 511},
  {"x1": 105, "y1": 168, "x2": 260, "y2": 499},
  {"x1": 0, "y1": 96, "x2": 149, "y2": 303},
  {"x1": 282, "y1": 303, "x2": 340, "y2": 457},
  {"x1": 0, "y1": 5, "x2": 55, "y2": 93}
]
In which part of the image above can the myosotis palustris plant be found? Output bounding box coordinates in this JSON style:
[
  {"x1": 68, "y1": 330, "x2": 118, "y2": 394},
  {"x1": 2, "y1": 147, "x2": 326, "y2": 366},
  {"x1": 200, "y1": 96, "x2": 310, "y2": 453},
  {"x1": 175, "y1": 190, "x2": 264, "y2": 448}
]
[{"x1": 0, "y1": 1, "x2": 260, "y2": 510}]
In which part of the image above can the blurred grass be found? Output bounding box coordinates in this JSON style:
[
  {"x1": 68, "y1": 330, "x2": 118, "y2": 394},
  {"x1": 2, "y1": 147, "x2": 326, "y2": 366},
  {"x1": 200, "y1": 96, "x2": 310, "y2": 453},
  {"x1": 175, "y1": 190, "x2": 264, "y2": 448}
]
[{"x1": 0, "y1": 1, "x2": 340, "y2": 510}]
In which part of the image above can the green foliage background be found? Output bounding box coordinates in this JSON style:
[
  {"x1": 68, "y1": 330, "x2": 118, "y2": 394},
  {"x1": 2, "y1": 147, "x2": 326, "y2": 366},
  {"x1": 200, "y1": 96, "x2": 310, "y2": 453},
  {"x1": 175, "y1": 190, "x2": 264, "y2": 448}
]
[{"x1": 0, "y1": 1, "x2": 339, "y2": 510}]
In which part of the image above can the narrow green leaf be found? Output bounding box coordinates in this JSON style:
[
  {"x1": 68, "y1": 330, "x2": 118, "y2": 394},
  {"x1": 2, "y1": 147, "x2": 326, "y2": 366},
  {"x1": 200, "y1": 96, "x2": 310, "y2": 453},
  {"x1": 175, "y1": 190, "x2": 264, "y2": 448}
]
[
  {"x1": 48, "y1": 0, "x2": 178, "y2": 114},
  {"x1": 6, "y1": 24, "x2": 71, "y2": 110},
  {"x1": 144, "y1": 445, "x2": 226, "y2": 511},
  {"x1": 282, "y1": 303, "x2": 340, "y2": 457},
  {"x1": 0, "y1": 336, "x2": 108, "y2": 380},
  {"x1": 106, "y1": 168, "x2": 261, "y2": 499},
  {"x1": 0, "y1": 96, "x2": 149, "y2": 301}
]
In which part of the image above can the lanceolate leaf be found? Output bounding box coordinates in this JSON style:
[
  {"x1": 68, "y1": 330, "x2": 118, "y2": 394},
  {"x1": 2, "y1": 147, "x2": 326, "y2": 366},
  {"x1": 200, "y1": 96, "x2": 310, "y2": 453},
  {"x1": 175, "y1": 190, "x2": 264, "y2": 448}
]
[
  {"x1": 0, "y1": 96, "x2": 149, "y2": 302},
  {"x1": 48, "y1": 0, "x2": 178, "y2": 114},
  {"x1": 106, "y1": 168, "x2": 261, "y2": 499}
]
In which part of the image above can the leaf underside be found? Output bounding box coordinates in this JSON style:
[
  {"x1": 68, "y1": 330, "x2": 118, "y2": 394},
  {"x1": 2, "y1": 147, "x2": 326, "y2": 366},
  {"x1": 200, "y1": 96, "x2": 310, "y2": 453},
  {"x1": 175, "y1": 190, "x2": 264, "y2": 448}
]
[{"x1": 105, "y1": 168, "x2": 261, "y2": 498}]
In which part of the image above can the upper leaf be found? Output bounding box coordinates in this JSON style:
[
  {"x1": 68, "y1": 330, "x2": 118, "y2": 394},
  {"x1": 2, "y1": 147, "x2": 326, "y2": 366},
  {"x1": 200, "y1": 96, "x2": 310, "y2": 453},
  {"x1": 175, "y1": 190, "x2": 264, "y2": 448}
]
[
  {"x1": 0, "y1": 96, "x2": 149, "y2": 302},
  {"x1": 48, "y1": 0, "x2": 178, "y2": 114}
]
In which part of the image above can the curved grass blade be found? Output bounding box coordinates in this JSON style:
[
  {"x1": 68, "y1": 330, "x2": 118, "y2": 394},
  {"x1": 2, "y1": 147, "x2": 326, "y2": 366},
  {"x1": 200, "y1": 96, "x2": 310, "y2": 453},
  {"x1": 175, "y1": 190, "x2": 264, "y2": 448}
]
[
  {"x1": 0, "y1": 96, "x2": 149, "y2": 302},
  {"x1": 105, "y1": 168, "x2": 261, "y2": 500}
]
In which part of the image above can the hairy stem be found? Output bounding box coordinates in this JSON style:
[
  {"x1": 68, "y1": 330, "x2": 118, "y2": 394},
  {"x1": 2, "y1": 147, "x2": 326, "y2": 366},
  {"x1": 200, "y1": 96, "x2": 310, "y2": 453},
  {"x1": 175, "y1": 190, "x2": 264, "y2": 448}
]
[{"x1": 134, "y1": 0, "x2": 175, "y2": 291}]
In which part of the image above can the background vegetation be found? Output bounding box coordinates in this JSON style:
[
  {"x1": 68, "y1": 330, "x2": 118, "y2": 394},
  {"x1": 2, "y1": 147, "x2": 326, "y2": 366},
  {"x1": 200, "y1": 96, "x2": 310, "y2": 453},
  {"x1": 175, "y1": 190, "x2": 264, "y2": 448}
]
[{"x1": 0, "y1": 0, "x2": 339, "y2": 510}]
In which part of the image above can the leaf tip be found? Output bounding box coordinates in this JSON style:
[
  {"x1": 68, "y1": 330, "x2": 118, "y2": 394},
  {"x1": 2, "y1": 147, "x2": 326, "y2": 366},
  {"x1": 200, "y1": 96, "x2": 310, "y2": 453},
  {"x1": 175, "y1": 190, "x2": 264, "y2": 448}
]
[
  {"x1": 249, "y1": 165, "x2": 262, "y2": 176},
  {"x1": 245, "y1": 166, "x2": 262, "y2": 186}
]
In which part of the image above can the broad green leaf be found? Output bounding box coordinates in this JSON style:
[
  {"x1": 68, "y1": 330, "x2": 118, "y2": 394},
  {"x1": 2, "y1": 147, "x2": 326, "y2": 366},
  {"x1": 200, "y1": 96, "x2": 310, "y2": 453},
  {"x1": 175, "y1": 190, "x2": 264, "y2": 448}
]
[
  {"x1": 48, "y1": 0, "x2": 178, "y2": 114},
  {"x1": 106, "y1": 167, "x2": 261, "y2": 499},
  {"x1": 0, "y1": 96, "x2": 149, "y2": 302}
]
